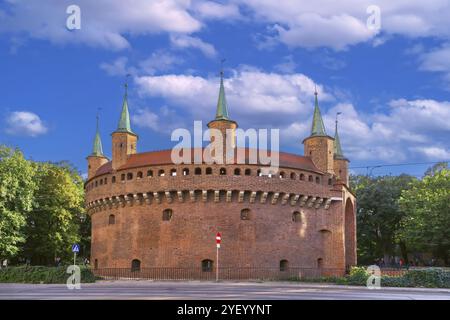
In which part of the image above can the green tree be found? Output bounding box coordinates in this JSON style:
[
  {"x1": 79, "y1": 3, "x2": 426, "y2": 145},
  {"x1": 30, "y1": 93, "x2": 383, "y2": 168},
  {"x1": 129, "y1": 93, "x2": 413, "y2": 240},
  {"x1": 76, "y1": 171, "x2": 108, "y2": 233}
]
[
  {"x1": 0, "y1": 146, "x2": 36, "y2": 259},
  {"x1": 22, "y1": 162, "x2": 86, "y2": 265},
  {"x1": 399, "y1": 169, "x2": 450, "y2": 264},
  {"x1": 351, "y1": 174, "x2": 416, "y2": 264}
]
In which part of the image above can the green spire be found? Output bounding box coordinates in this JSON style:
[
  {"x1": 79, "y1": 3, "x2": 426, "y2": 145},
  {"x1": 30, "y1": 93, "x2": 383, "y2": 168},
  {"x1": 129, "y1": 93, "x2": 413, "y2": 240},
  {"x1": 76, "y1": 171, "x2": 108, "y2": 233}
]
[
  {"x1": 116, "y1": 80, "x2": 134, "y2": 134},
  {"x1": 215, "y1": 70, "x2": 230, "y2": 120},
  {"x1": 91, "y1": 115, "x2": 104, "y2": 157},
  {"x1": 311, "y1": 87, "x2": 327, "y2": 136},
  {"x1": 334, "y1": 113, "x2": 346, "y2": 159}
]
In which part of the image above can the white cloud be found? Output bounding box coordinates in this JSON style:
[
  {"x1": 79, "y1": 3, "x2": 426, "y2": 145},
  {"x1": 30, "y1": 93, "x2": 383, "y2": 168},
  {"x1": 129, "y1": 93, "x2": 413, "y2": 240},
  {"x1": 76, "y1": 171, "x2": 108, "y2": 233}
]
[
  {"x1": 170, "y1": 34, "x2": 217, "y2": 58},
  {"x1": 100, "y1": 57, "x2": 134, "y2": 76},
  {"x1": 274, "y1": 55, "x2": 297, "y2": 73},
  {"x1": 6, "y1": 111, "x2": 48, "y2": 137},
  {"x1": 193, "y1": 1, "x2": 241, "y2": 20},
  {"x1": 237, "y1": 0, "x2": 450, "y2": 50},
  {"x1": 0, "y1": 0, "x2": 201, "y2": 50},
  {"x1": 135, "y1": 68, "x2": 450, "y2": 162}
]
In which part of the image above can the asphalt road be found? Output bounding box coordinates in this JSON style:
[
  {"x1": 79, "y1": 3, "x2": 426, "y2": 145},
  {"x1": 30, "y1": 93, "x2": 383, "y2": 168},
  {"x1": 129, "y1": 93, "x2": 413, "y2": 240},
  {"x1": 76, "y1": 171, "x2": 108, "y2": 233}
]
[{"x1": 0, "y1": 281, "x2": 449, "y2": 300}]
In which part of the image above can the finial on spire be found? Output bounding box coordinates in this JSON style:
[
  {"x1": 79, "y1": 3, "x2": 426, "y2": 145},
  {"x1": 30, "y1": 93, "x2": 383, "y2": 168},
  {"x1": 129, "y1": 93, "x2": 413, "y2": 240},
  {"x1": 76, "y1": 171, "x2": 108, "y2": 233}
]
[
  {"x1": 124, "y1": 74, "x2": 131, "y2": 97},
  {"x1": 220, "y1": 58, "x2": 226, "y2": 78},
  {"x1": 314, "y1": 83, "x2": 318, "y2": 96},
  {"x1": 214, "y1": 59, "x2": 230, "y2": 121}
]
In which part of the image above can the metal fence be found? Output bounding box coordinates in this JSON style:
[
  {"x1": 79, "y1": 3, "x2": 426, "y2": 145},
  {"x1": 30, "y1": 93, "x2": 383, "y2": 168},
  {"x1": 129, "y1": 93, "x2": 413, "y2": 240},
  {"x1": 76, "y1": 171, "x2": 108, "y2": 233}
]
[{"x1": 92, "y1": 267, "x2": 345, "y2": 281}]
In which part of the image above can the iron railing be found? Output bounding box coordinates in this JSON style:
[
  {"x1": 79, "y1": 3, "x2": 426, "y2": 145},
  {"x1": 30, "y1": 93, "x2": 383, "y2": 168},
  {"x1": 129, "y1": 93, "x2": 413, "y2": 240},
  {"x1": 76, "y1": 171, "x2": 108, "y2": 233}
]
[{"x1": 91, "y1": 267, "x2": 345, "y2": 281}]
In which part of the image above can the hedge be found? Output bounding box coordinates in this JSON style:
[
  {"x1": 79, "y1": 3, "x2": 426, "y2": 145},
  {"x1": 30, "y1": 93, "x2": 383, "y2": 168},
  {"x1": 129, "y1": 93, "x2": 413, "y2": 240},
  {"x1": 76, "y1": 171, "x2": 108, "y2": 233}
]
[
  {"x1": 0, "y1": 266, "x2": 96, "y2": 284},
  {"x1": 296, "y1": 267, "x2": 450, "y2": 288}
]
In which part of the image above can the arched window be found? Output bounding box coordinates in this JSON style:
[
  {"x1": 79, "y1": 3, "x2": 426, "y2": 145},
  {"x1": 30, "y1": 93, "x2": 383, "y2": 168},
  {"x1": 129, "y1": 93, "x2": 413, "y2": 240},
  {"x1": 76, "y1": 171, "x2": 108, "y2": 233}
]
[
  {"x1": 316, "y1": 176, "x2": 320, "y2": 184},
  {"x1": 112, "y1": 176, "x2": 116, "y2": 183},
  {"x1": 121, "y1": 174, "x2": 125, "y2": 181},
  {"x1": 162, "y1": 209, "x2": 173, "y2": 221},
  {"x1": 234, "y1": 168, "x2": 241, "y2": 175},
  {"x1": 290, "y1": 172, "x2": 296, "y2": 180},
  {"x1": 280, "y1": 260, "x2": 289, "y2": 272},
  {"x1": 100, "y1": 179, "x2": 103, "y2": 185},
  {"x1": 202, "y1": 259, "x2": 213, "y2": 272},
  {"x1": 299, "y1": 174, "x2": 305, "y2": 181},
  {"x1": 220, "y1": 168, "x2": 226, "y2": 175},
  {"x1": 245, "y1": 169, "x2": 251, "y2": 176},
  {"x1": 170, "y1": 169, "x2": 177, "y2": 176},
  {"x1": 240, "y1": 208, "x2": 251, "y2": 220},
  {"x1": 257, "y1": 169, "x2": 262, "y2": 177},
  {"x1": 279, "y1": 171, "x2": 286, "y2": 179},
  {"x1": 108, "y1": 214, "x2": 115, "y2": 225},
  {"x1": 158, "y1": 170, "x2": 165, "y2": 177},
  {"x1": 147, "y1": 170, "x2": 153, "y2": 177},
  {"x1": 95, "y1": 181, "x2": 98, "y2": 187},
  {"x1": 195, "y1": 167, "x2": 202, "y2": 175},
  {"x1": 137, "y1": 171, "x2": 143, "y2": 179},
  {"x1": 183, "y1": 168, "x2": 189, "y2": 176},
  {"x1": 206, "y1": 167, "x2": 212, "y2": 175},
  {"x1": 308, "y1": 175, "x2": 313, "y2": 182},
  {"x1": 292, "y1": 211, "x2": 301, "y2": 223},
  {"x1": 127, "y1": 173, "x2": 133, "y2": 180},
  {"x1": 131, "y1": 259, "x2": 141, "y2": 272}
]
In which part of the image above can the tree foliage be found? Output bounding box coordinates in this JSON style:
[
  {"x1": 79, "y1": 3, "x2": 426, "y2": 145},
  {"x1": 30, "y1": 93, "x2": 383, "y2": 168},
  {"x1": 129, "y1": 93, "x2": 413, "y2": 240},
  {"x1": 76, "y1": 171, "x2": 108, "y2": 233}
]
[
  {"x1": 0, "y1": 145, "x2": 88, "y2": 265},
  {"x1": 351, "y1": 174, "x2": 416, "y2": 264},
  {"x1": 0, "y1": 146, "x2": 36, "y2": 259},
  {"x1": 399, "y1": 169, "x2": 450, "y2": 264}
]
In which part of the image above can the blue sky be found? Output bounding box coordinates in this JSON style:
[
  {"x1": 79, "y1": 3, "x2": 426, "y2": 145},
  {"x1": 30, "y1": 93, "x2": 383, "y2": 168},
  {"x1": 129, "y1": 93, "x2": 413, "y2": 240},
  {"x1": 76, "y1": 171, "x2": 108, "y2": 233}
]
[{"x1": 1, "y1": 0, "x2": 449, "y2": 178}]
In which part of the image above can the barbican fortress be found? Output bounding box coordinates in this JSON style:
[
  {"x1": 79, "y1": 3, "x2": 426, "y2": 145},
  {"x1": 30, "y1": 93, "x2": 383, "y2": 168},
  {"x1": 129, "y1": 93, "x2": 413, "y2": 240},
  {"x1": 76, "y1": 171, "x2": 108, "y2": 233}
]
[{"x1": 85, "y1": 73, "x2": 356, "y2": 278}]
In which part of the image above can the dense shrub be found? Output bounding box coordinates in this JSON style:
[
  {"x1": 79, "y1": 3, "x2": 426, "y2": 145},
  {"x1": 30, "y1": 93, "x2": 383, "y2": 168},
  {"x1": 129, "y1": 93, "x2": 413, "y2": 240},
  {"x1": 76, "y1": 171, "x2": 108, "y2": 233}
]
[{"x1": 0, "y1": 266, "x2": 96, "y2": 284}]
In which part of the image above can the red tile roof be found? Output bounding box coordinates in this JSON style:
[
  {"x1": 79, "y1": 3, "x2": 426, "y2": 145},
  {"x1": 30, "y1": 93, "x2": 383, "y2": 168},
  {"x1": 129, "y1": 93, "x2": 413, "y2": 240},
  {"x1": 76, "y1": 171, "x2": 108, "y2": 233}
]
[{"x1": 94, "y1": 148, "x2": 321, "y2": 177}]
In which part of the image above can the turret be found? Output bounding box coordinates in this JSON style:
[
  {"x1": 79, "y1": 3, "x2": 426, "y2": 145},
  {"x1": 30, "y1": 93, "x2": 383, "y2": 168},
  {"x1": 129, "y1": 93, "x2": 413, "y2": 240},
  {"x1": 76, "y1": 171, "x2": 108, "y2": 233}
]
[
  {"x1": 111, "y1": 81, "x2": 138, "y2": 170},
  {"x1": 87, "y1": 115, "x2": 108, "y2": 179},
  {"x1": 207, "y1": 70, "x2": 238, "y2": 163},
  {"x1": 303, "y1": 88, "x2": 334, "y2": 175},
  {"x1": 333, "y1": 115, "x2": 349, "y2": 185}
]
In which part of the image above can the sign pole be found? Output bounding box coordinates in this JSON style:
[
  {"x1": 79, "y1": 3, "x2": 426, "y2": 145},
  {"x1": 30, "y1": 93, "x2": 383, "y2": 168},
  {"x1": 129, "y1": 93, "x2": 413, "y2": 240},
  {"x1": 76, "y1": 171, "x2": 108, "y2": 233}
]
[
  {"x1": 74, "y1": 252, "x2": 76, "y2": 267},
  {"x1": 216, "y1": 244, "x2": 219, "y2": 282},
  {"x1": 215, "y1": 232, "x2": 221, "y2": 282}
]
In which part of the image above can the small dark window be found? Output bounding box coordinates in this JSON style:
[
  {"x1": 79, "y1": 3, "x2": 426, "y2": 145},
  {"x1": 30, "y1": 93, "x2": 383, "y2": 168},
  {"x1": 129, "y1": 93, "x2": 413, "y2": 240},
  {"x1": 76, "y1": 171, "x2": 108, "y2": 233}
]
[
  {"x1": 308, "y1": 175, "x2": 313, "y2": 182},
  {"x1": 158, "y1": 170, "x2": 165, "y2": 177},
  {"x1": 94, "y1": 259, "x2": 98, "y2": 270},
  {"x1": 202, "y1": 259, "x2": 213, "y2": 272},
  {"x1": 121, "y1": 174, "x2": 125, "y2": 181},
  {"x1": 147, "y1": 170, "x2": 153, "y2": 177},
  {"x1": 280, "y1": 260, "x2": 289, "y2": 272},
  {"x1": 206, "y1": 167, "x2": 212, "y2": 175},
  {"x1": 316, "y1": 177, "x2": 320, "y2": 184},
  {"x1": 137, "y1": 171, "x2": 143, "y2": 179},
  {"x1": 290, "y1": 172, "x2": 296, "y2": 180},
  {"x1": 162, "y1": 209, "x2": 173, "y2": 221},
  {"x1": 104, "y1": 178, "x2": 107, "y2": 184},
  {"x1": 328, "y1": 178, "x2": 332, "y2": 185},
  {"x1": 88, "y1": 165, "x2": 91, "y2": 169},
  {"x1": 292, "y1": 211, "x2": 301, "y2": 223},
  {"x1": 195, "y1": 167, "x2": 202, "y2": 175},
  {"x1": 300, "y1": 174, "x2": 305, "y2": 181},
  {"x1": 95, "y1": 181, "x2": 98, "y2": 187},
  {"x1": 257, "y1": 169, "x2": 262, "y2": 176},
  {"x1": 127, "y1": 173, "x2": 133, "y2": 180},
  {"x1": 100, "y1": 179, "x2": 103, "y2": 185},
  {"x1": 109, "y1": 214, "x2": 115, "y2": 225},
  {"x1": 234, "y1": 168, "x2": 241, "y2": 175},
  {"x1": 279, "y1": 171, "x2": 285, "y2": 179},
  {"x1": 220, "y1": 168, "x2": 226, "y2": 175},
  {"x1": 170, "y1": 169, "x2": 177, "y2": 176},
  {"x1": 240, "y1": 208, "x2": 251, "y2": 220},
  {"x1": 112, "y1": 176, "x2": 116, "y2": 183},
  {"x1": 317, "y1": 258, "x2": 323, "y2": 268},
  {"x1": 245, "y1": 169, "x2": 251, "y2": 176},
  {"x1": 131, "y1": 259, "x2": 141, "y2": 272},
  {"x1": 183, "y1": 168, "x2": 189, "y2": 176}
]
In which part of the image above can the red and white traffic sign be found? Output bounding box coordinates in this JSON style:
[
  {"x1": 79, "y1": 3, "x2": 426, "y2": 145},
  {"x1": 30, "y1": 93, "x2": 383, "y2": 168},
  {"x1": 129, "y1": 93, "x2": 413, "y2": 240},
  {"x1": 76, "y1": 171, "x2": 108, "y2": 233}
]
[{"x1": 216, "y1": 232, "x2": 221, "y2": 248}]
